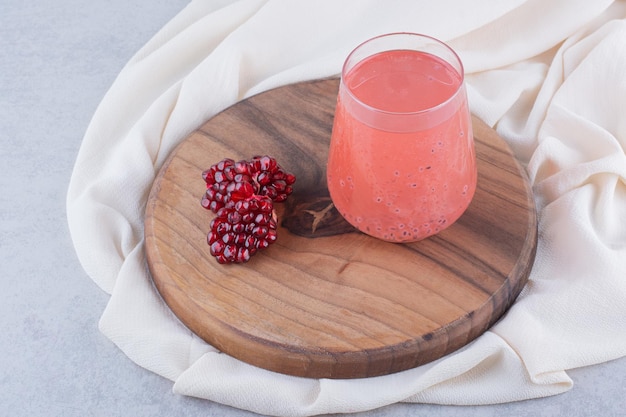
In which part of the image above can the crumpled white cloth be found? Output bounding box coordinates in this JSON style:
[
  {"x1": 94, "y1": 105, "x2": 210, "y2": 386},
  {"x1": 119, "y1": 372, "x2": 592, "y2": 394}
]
[{"x1": 67, "y1": 0, "x2": 626, "y2": 415}]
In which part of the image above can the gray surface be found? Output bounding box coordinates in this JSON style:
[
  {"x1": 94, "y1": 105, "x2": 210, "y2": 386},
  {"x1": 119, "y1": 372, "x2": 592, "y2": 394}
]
[{"x1": 1, "y1": 1, "x2": 625, "y2": 416}]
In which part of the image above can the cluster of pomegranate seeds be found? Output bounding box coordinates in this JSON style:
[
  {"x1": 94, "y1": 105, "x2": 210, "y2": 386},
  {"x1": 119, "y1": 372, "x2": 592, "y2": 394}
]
[
  {"x1": 201, "y1": 158, "x2": 255, "y2": 212},
  {"x1": 207, "y1": 196, "x2": 277, "y2": 264},
  {"x1": 201, "y1": 155, "x2": 296, "y2": 264},
  {"x1": 249, "y1": 155, "x2": 296, "y2": 202}
]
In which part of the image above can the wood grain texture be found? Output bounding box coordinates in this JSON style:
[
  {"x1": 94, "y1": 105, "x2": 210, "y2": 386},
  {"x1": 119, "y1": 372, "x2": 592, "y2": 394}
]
[{"x1": 144, "y1": 78, "x2": 537, "y2": 379}]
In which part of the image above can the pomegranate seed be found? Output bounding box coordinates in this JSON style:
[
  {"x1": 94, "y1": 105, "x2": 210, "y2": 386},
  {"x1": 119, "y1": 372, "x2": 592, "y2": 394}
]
[
  {"x1": 236, "y1": 247, "x2": 251, "y2": 263},
  {"x1": 210, "y1": 240, "x2": 226, "y2": 256},
  {"x1": 257, "y1": 172, "x2": 271, "y2": 186},
  {"x1": 222, "y1": 244, "x2": 238, "y2": 262},
  {"x1": 234, "y1": 160, "x2": 250, "y2": 174}
]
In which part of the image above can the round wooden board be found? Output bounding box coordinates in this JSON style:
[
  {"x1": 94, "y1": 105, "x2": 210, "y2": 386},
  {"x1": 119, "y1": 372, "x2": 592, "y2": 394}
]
[{"x1": 144, "y1": 78, "x2": 537, "y2": 379}]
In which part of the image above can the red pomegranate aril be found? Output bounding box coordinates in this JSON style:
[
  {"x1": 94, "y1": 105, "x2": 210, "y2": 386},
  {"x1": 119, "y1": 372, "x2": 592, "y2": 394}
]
[
  {"x1": 227, "y1": 211, "x2": 242, "y2": 225},
  {"x1": 234, "y1": 200, "x2": 252, "y2": 214},
  {"x1": 241, "y1": 213, "x2": 255, "y2": 223},
  {"x1": 234, "y1": 160, "x2": 250, "y2": 174},
  {"x1": 263, "y1": 186, "x2": 278, "y2": 200},
  {"x1": 234, "y1": 233, "x2": 247, "y2": 246},
  {"x1": 274, "y1": 194, "x2": 288, "y2": 203},
  {"x1": 273, "y1": 180, "x2": 287, "y2": 192},
  {"x1": 254, "y1": 213, "x2": 268, "y2": 225},
  {"x1": 260, "y1": 155, "x2": 276, "y2": 171},
  {"x1": 237, "y1": 247, "x2": 251, "y2": 263},
  {"x1": 210, "y1": 240, "x2": 226, "y2": 256},
  {"x1": 217, "y1": 159, "x2": 234, "y2": 171},
  {"x1": 213, "y1": 171, "x2": 226, "y2": 183},
  {"x1": 212, "y1": 218, "x2": 228, "y2": 234},
  {"x1": 257, "y1": 240, "x2": 270, "y2": 250},
  {"x1": 220, "y1": 233, "x2": 234, "y2": 244},
  {"x1": 257, "y1": 172, "x2": 271, "y2": 186},
  {"x1": 244, "y1": 235, "x2": 256, "y2": 248},
  {"x1": 259, "y1": 199, "x2": 273, "y2": 212},
  {"x1": 232, "y1": 180, "x2": 255, "y2": 201},
  {"x1": 207, "y1": 231, "x2": 219, "y2": 244},
  {"x1": 233, "y1": 173, "x2": 248, "y2": 183},
  {"x1": 222, "y1": 244, "x2": 238, "y2": 261},
  {"x1": 201, "y1": 196, "x2": 211, "y2": 210},
  {"x1": 248, "y1": 199, "x2": 259, "y2": 211},
  {"x1": 252, "y1": 226, "x2": 268, "y2": 238},
  {"x1": 266, "y1": 229, "x2": 278, "y2": 242}
]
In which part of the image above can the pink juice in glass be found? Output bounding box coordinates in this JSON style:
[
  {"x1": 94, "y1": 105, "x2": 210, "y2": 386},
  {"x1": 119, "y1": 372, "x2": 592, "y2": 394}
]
[{"x1": 327, "y1": 34, "x2": 476, "y2": 242}]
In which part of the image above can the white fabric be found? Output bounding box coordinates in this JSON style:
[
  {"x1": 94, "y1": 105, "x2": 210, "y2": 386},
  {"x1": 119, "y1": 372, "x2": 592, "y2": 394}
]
[{"x1": 67, "y1": 0, "x2": 626, "y2": 415}]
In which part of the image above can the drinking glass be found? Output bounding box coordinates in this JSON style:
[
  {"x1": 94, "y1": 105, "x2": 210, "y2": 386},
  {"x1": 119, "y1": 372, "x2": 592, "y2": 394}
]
[{"x1": 327, "y1": 32, "x2": 476, "y2": 242}]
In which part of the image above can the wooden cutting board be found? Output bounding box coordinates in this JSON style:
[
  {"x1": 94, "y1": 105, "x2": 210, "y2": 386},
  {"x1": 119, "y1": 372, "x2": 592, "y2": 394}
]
[{"x1": 144, "y1": 78, "x2": 537, "y2": 379}]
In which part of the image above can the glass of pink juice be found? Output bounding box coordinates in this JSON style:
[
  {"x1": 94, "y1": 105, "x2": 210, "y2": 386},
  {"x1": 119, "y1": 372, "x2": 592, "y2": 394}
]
[{"x1": 327, "y1": 33, "x2": 476, "y2": 242}]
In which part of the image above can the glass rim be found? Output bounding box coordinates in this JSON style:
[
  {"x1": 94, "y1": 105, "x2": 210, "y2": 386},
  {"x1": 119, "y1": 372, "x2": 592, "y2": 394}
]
[{"x1": 340, "y1": 32, "x2": 466, "y2": 117}]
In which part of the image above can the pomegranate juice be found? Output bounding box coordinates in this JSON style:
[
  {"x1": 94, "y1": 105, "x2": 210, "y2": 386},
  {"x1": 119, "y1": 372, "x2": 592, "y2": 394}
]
[{"x1": 327, "y1": 48, "x2": 476, "y2": 242}]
